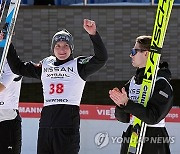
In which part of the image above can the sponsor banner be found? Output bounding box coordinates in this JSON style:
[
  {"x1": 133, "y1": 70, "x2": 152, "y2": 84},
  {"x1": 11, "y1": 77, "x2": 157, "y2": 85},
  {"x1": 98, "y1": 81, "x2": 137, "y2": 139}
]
[
  {"x1": 18, "y1": 102, "x2": 180, "y2": 122},
  {"x1": 166, "y1": 108, "x2": 180, "y2": 122},
  {"x1": 80, "y1": 105, "x2": 115, "y2": 120},
  {"x1": 19, "y1": 102, "x2": 42, "y2": 118}
]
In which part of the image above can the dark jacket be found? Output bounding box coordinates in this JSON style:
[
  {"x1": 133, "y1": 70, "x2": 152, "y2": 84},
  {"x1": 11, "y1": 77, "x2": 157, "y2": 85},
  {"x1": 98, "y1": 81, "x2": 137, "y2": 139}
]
[
  {"x1": 7, "y1": 32, "x2": 108, "y2": 128},
  {"x1": 115, "y1": 63, "x2": 173, "y2": 125}
]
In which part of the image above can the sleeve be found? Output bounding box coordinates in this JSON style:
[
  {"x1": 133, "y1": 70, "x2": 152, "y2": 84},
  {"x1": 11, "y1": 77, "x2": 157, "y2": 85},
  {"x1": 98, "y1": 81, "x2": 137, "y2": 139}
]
[
  {"x1": 114, "y1": 80, "x2": 131, "y2": 123},
  {"x1": 7, "y1": 44, "x2": 42, "y2": 79},
  {"x1": 0, "y1": 62, "x2": 16, "y2": 88},
  {"x1": 115, "y1": 106, "x2": 130, "y2": 123},
  {"x1": 77, "y1": 31, "x2": 108, "y2": 80},
  {"x1": 122, "y1": 78, "x2": 173, "y2": 125}
]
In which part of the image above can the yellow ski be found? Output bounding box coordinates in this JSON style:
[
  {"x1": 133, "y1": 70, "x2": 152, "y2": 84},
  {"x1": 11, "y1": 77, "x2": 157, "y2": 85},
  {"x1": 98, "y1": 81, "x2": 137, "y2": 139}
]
[{"x1": 128, "y1": 0, "x2": 174, "y2": 153}]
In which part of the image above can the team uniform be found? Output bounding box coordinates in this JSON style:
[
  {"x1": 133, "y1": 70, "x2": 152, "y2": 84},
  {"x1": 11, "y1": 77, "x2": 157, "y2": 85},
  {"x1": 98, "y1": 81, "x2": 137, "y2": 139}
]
[
  {"x1": 115, "y1": 65, "x2": 173, "y2": 154},
  {"x1": 0, "y1": 61, "x2": 22, "y2": 154},
  {"x1": 7, "y1": 32, "x2": 108, "y2": 154}
]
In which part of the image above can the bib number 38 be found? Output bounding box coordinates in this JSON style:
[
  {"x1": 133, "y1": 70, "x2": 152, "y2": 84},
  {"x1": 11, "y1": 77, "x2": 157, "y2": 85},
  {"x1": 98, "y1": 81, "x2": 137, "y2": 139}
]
[{"x1": 49, "y1": 83, "x2": 64, "y2": 94}]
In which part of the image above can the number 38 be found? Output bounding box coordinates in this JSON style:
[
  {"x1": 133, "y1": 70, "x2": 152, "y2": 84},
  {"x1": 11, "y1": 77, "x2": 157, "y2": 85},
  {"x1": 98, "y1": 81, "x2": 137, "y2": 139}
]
[{"x1": 49, "y1": 83, "x2": 64, "y2": 94}]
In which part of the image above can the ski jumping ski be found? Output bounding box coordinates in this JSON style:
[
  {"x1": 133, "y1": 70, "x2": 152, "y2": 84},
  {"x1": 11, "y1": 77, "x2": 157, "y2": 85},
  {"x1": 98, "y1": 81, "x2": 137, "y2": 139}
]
[
  {"x1": 128, "y1": 0, "x2": 174, "y2": 154},
  {"x1": 0, "y1": 0, "x2": 7, "y2": 23},
  {"x1": 0, "y1": 0, "x2": 21, "y2": 76}
]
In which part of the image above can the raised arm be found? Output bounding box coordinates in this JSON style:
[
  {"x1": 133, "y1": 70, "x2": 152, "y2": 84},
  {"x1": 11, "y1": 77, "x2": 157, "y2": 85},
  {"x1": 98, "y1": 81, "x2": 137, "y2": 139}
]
[{"x1": 77, "y1": 19, "x2": 108, "y2": 80}]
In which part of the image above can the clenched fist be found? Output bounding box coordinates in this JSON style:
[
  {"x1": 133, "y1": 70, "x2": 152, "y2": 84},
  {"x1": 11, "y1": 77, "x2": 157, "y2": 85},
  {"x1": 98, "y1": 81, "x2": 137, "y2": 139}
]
[{"x1": 83, "y1": 19, "x2": 96, "y2": 35}]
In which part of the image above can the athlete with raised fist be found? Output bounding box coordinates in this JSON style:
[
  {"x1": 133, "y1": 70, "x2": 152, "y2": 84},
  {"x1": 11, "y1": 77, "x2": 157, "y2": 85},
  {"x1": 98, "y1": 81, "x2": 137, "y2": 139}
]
[{"x1": 7, "y1": 19, "x2": 108, "y2": 154}]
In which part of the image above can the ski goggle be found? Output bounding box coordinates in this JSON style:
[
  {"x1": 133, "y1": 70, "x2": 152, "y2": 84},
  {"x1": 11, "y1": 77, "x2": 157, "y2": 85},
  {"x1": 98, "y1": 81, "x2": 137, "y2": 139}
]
[{"x1": 131, "y1": 48, "x2": 146, "y2": 56}]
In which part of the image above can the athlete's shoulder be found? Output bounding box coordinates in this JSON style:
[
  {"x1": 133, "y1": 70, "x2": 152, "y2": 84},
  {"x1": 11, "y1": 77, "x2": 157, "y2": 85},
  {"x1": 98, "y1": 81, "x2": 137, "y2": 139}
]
[
  {"x1": 156, "y1": 62, "x2": 173, "y2": 90},
  {"x1": 76, "y1": 55, "x2": 93, "y2": 64},
  {"x1": 41, "y1": 56, "x2": 56, "y2": 64},
  {"x1": 157, "y1": 62, "x2": 171, "y2": 81}
]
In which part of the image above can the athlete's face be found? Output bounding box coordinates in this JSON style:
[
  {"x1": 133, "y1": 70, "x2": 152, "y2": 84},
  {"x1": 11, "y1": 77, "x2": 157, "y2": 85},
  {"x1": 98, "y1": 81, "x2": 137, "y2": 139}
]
[
  {"x1": 130, "y1": 42, "x2": 149, "y2": 68},
  {"x1": 54, "y1": 41, "x2": 71, "y2": 60}
]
